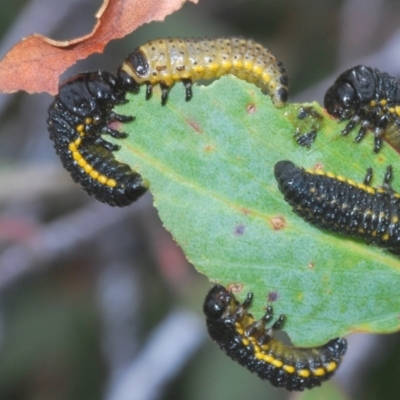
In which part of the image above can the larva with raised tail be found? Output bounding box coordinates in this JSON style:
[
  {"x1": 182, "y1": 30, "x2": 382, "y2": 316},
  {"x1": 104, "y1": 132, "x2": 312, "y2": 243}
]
[{"x1": 203, "y1": 284, "x2": 347, "y2": 391}]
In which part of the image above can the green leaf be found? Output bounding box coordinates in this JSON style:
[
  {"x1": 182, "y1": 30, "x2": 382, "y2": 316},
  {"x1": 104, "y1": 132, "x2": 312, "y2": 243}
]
[{"x1": 111, "y1": 76, "x2": 400, "y2": 346}]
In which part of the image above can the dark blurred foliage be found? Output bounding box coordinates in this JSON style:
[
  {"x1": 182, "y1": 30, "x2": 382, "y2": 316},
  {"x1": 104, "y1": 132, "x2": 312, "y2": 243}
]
[{"x1": 1, "y1": 0, "x2": 400, "y2": 399}]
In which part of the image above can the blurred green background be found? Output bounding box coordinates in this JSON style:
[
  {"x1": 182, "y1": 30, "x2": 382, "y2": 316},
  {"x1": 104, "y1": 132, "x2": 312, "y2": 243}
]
[{"x1": 1, "y1": 0, "x2": 400, "y2": 399}]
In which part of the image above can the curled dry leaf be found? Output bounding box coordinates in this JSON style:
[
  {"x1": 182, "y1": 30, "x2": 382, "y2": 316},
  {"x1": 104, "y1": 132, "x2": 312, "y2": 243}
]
[{"x1": 0, "y1": 0, "x2": 198, "y2": 95}]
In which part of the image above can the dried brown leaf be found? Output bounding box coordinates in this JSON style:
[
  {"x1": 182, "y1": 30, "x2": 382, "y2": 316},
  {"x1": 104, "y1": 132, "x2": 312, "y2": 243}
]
[{"x1": 0, "y1": 0, "x2": 198, "y2": 94}]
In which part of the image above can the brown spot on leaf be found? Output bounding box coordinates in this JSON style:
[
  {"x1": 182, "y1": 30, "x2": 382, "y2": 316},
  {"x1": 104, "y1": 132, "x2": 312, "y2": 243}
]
[
  {"x1": 240, "y1": 207, "x2": 251, "y2": 216},
  {"x1": 246, "y1": 103, "x2": 256, "y2": 114},
  {"x1": 0, "y1": 0, "x2": 198, "y2": 95},
  {"x1": 186, "y1": 118, "x2": 202, "y2": 133},
  {"x1": 313, "y1": 161, "x2": 324, "y2": 172},
  {"x1": 234, "y1": 224, "x2": 245, "y2": 236},
  {"x1": 227, "y1": 282, "x2": 243, "y2": 293},
  {"x1": 268, "y1": 291, "x2": 279, "y2": 302},
  {"x1": 270, "y1": 216, "x2": 286, "y2": 230}
]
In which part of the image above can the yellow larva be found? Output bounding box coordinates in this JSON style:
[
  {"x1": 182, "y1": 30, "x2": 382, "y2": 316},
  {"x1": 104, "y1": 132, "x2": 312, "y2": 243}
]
[{"x1": 119, "y1": 37, "x2": 289, "y2": 107}]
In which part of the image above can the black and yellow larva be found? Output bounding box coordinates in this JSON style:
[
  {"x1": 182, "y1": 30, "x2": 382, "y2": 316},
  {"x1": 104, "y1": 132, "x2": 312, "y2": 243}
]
[
  {"x1": 324, "y1": 65, "x2": 400, "y2": 153},
  {"x1": 203, "y1": 285, "x2": 347, "y2": 391},
  {"x1": 119, "y1": 37, "x2": 289, "y2": 107},
  {"x1": 274, "y1": 160, "x2": 400, "y2": 256},
  {"x1": 47, "y1": 37, "x2": 288, "y2": 206},
  {"x1": 47, "y1": 71, "x2": 147, "y2": 207}
]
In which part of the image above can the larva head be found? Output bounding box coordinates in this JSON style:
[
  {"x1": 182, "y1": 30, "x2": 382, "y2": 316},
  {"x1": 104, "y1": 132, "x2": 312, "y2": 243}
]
[
  {"x1": 120, "y1": 48, "x2": 150, "y2": 84},
  {"x1": 58, "y1": 71, "x2": 124, "y2": 118},
  {"x1": 324, "y1": 65, "x2": 376, "y2": 121},
  {"x1": 274, "y1": 160, "x2": 304, "y2": 203},
  {"x1": 203, "y1": 285, "x2": 232, "y2": 320},
  {"x1": 117, "y1": 68, "x2": 140, "y2": 93}
]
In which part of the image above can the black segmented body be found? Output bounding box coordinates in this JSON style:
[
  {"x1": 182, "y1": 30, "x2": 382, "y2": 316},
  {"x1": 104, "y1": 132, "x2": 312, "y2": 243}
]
[
  {"x1": 324, "y1": 65, "x2": 400, "y2": 153},
  {"x1": 47, "y1": 71, "x2": 147, "y2": 207},
  {"x1": 274, "y1": 160, "x2": 400, "y2": 255},
  {"x1": 203, "y1": 285, "x2": 347, "y2": 391}
]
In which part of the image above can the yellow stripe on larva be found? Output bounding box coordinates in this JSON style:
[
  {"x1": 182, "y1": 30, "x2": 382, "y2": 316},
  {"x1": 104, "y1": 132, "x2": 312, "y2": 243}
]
[
  {"x1": 326, "y1": 172, "x2": 336, "y2": 179},
  {"x1": 283, "y1": 364, "x2": 295, "y2": 374},
  {"x1": 312, "y1": 367, "x2": 326, "y2": 377},
  {"x1": 297, "y1": 369, "x2": 311, "y2": 378},
  {"x1": 347, "y1": 179, "x2": 356, "y2": 186},
  {"x1": 365, "y1": 186, "x2": 376, "y2": 195},
  {"x1": 235, "y1": 322, "x2": 288, "y2": 370},
  {"x1": 98, "y1": 175, "x2": 107, "y2": 184},
  {"x1": 271, "y1": 359, "x2": 283, "y2": 368},
  {"x1": 325, "y1": 362, "x2": 337, "y2": 372},
  {"x1": 237, "y1": 327, "x2": 300, "y2": 374},
  {"x1": 68, "y1": 129, "x2": 119, "y2": 188},
  {"x1": 83, "y1": 164, "x2": 93, "y2": 173},
  {"x1": 107, "y1": 179, "x2": 117, "y2": 188},
  {"x1": 69, "y1": 143, "x2": 77, "y2": 152},
  {"x1": 253, "y1": 344, "x2": 261, "y2": 354},
  {"x1": 235, "y1": 323, "x2": 244, "y2": 336},
  {"x1": 305, "y1": 167, "x2": 394, "y2": 199},
  {"x1": 308, "y1": 168, "x2": 324, "y2": 175},
  {"x1": 76, "y1": 124, "x2": 85, "y2": 133},
  {"x1": 90, "y1": 170, "x2": 99, "y2": 179},
  {"x1": 262, "y1": 354, "x2": 274, "y2": 363},
  {"x1": 228, "y1": 308, "x2": 345, "y2": 389}
]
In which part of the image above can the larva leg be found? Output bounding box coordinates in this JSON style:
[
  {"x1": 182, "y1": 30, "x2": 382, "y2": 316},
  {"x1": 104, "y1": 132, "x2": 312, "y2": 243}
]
[
  {"x1": 373, "y1": 135, "x2": 383, "y2": 153},
  {"x1": 383, "y1": 165, "x2": 393, "y2": 187},
  {"x1": 341, "y1": 119, "x2": 358, "y2": 136},
  {"x1": 95, "y1": 137, "x2": 120, "y2": 152},
  {"x1": 355, "y1": 126, "x2": 367, "y2": 143},
  {"x1": 363, "y1": 168, "x2": 373, "y2": 185},
  {"x1": 101, "y1": 126, "x2": 128, "y2": 139},
  {"x1": 145, "y1": 83, "x2": 152, "y2": 100},
  {"x1": 234, "y1": 292, "x2": 253, "y2": 319},
  {"x1": 108, "y1": 112, "x2": 135, "y2": 123},
  {"x1": 182, "y1": 79, "x2": 193, "y2": 101},
  {"x1": 271, "y1": 314, "x2": 285, "y2": 330},
  {"x1": 160, "y1": 83, "x2": 170, "y2": 106}
]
